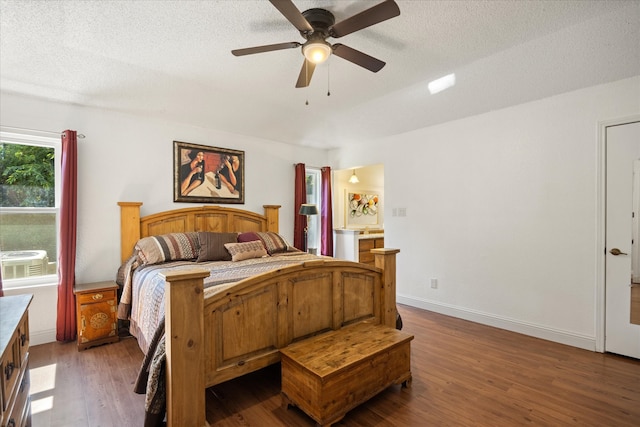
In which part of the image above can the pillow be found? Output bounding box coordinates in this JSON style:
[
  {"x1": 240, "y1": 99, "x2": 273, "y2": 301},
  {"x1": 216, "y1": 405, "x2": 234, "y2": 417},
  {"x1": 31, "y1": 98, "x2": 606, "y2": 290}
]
[
  {"x1": 196, "y1": 232, "x2": 237, "y2": 262},
  {"x1": 224, "y1": 240, "x2": 268, "y2": 262},
  {"x1": 237, "y1": 231, "x2": 260, "y2": 243},
  {"x1": 255, "y1": 231, "x2": 291, "y2": 255},
  {"x1": 135, "y1": 232, "x2": 199, "y2": 266},
  {"x1": 238, "y1": 231, "x2": 291, "y2": 255}
]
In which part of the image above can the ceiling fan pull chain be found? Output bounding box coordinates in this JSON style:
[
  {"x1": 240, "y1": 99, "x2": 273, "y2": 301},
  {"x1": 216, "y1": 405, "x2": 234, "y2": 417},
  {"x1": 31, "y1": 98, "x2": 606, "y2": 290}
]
[
  {"x1": 305, "y1": 59, "x2": 310, "y2": 106},
  {"x1": 327, "y1": 61, "x2": 331, "y2": 97}
]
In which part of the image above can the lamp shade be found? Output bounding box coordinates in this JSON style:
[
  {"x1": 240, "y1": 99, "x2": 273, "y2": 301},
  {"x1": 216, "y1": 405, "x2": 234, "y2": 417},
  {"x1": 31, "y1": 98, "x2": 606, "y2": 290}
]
[
  {"x1": 302, "y1": 41, "x2": 331, "y2": 64},
  {"x1": 299, "y1": 204, "x2": 319, "y2": 216},
  {"x1": 348, "y1": 170, "x2": 359, "y2": 184}
]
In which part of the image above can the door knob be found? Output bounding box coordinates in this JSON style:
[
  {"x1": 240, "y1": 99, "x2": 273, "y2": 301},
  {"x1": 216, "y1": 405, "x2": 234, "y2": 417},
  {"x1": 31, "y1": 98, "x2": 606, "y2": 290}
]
[{"x1": 609, "y1": 248, "x2": 628, "y2": 256}]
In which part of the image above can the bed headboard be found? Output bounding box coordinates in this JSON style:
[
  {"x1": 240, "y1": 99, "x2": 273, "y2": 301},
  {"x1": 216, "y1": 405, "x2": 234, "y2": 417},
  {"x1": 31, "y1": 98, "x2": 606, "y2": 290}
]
[{"x1": 118, "y1": 202, "x2": 281, "y2": 263}]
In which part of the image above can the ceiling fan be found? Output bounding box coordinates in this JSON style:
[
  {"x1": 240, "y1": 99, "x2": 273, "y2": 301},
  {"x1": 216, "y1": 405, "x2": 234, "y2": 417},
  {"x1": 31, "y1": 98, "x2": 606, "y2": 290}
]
[{"x1": 231, "y1": 0, "x2": 400, "y2": 88}]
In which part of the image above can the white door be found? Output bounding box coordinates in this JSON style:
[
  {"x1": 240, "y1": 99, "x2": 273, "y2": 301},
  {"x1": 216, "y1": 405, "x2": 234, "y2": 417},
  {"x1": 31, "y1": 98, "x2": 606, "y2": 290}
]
[{"x1": 605, "y1": 120, "x2": 640, "y2": 358}]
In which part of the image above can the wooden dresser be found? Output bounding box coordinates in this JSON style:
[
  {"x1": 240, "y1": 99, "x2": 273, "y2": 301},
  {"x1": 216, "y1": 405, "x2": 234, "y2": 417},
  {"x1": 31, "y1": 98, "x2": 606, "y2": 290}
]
[
  {"x1": 334, "y1": 229, "x2": 384, "y2": 266},
  {"x1": 0, "y1": 294, "x2": 33, "y2": 427},
  {"x1": 358, "y1": 235, "x2": 385, "y2": 266},
  {"x1": 74, "y1": 281, "x2": 119, "y2": 351}
]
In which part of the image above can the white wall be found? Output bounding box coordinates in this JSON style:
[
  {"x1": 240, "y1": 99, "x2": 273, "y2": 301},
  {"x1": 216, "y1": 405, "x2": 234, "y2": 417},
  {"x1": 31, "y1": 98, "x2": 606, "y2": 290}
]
[
  {"x1": 3, "y1": 77, "x2": 639, "y2": 349},
  {"x1": 3, "y1": 284, "x2": 58, "y2": 345},
  {"x1": 330, "y1": 76, "x2": 640, "y2": 350},
  {"x1": 1, "y1": 92, "x2": 328, "y2": 344}
]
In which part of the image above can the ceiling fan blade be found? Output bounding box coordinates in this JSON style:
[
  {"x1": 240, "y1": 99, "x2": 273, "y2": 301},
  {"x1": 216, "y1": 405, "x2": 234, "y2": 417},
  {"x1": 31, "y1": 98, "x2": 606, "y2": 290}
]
[
  {"x1": 332, "y1": 44, "x2": 385, "y2": 72},
  {"x1": 330, "y1": 0, "x2": 400, "y2": 38},
  {"x1": 269, "y1": 0, "x2": 313, "y2": 33},
  {"x1": 295, "y1": 59, "x2": 316, "y2": 88},
  {"x1": 231, "y1": 41, "x2": 301, "y2": 56}
]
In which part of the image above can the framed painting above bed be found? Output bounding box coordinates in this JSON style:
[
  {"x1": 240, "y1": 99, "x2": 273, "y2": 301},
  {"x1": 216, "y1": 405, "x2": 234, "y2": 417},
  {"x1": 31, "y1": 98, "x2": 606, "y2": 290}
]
[{"x1": 173, "y1": 140, "x2": 245, "y2": 204}]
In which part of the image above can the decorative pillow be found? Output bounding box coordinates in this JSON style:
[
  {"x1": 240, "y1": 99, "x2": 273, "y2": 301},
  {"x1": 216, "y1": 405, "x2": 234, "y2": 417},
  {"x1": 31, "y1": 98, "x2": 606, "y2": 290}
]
[
  {"x1": 237, "y1": 231, "x2": 260, "y2": 243},
  {"x1": 255, "y1": 231, "x2": 291, "y2": 255},
  {"x1": 196, "y1": 232, "x2": 237, "y2": 262},
  {"x1": 224, "y1": 241, "x2": 268, "y2": 262},
  {"x1": 238, "y1": 231, "x2": 291, "y2": 255},
  {"x1": 135, "y1": 232, "x2": 199, "y2": 266}
]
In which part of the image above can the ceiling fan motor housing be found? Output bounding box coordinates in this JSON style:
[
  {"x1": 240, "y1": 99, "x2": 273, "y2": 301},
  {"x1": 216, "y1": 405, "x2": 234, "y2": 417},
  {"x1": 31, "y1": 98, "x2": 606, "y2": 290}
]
[{"x1": 300, "y1": 8, "x2": 335, "y2": 38}]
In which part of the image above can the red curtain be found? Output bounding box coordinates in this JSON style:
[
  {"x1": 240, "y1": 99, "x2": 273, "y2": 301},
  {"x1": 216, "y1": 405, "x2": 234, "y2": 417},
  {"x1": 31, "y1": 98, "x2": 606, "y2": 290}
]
[
  {"x1": 56, "y1": 130, "x2": 78, "y2": 342},
  {"x1": 320, "y1": 167, "x2": 334, "y2": 256},
  {"x1": 293, "y1": 163, "x2": 307, "y2": 250}
]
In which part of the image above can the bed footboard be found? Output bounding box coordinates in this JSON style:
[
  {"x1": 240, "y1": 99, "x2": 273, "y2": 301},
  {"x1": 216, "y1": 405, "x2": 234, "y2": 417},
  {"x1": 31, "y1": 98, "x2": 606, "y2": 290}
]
[{"x1": 161, "y1": 249, "x2": 399, "y2": 427}]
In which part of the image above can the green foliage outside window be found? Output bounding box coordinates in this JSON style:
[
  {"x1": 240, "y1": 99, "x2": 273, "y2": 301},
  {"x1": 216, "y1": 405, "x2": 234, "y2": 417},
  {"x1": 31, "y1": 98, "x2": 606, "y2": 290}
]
[
  {"x1": 0, "y1": 142, "x2": 57, "y2": 274},
  {"x1": 0, "y1": 142, "x2": 55, "y2": 207}
]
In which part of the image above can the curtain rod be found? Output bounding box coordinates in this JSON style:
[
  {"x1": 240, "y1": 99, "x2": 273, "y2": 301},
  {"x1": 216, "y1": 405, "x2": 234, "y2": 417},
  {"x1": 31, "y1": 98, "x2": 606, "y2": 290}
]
[{"x1": 1, "y1": 125, "x2": 86, "y2": 139}]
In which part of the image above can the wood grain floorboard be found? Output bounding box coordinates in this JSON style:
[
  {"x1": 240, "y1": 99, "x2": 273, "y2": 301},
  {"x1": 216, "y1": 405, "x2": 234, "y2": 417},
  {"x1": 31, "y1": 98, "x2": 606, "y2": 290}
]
[
  {"x1": 29, "y1": 305, "x2": 640, "y2": 426},
  {"x1": 29, "y1": 335, "x2": 146, "y2": 427}
]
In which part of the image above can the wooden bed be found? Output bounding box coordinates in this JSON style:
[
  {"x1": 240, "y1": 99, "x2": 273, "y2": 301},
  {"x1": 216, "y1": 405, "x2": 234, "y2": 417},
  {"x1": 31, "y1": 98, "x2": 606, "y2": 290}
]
[{"x1": 118, "y1": 202, "x2": 399, "y2": 427}]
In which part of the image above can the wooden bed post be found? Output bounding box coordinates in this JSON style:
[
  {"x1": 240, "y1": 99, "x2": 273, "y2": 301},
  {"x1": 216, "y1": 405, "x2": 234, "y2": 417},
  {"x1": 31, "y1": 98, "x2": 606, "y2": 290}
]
[
  {"x1": 263, "y1": 205, "x2": 281, "y2": 233},
  {"x1": 118, "y1": 202, "x2": 143, "y2": 263},
  {"x1": 372, "y1": 248, "x2": 400, "y2": 329},
  {"x1": 160, "y1": 269, "x2": 210, "y2": 427}
]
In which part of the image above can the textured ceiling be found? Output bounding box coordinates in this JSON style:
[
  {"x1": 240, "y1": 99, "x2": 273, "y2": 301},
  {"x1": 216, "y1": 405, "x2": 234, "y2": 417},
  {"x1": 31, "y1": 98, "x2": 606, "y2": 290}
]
[{"x1": 1, "y1": 0, "x2": 639, "y2": 149}]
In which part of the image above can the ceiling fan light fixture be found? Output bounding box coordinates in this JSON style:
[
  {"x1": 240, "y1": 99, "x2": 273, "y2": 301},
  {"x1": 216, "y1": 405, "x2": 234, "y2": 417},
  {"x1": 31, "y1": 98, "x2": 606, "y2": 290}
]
[{"x1": 303, "y1": 41, "x2": 332, "y2": 64}]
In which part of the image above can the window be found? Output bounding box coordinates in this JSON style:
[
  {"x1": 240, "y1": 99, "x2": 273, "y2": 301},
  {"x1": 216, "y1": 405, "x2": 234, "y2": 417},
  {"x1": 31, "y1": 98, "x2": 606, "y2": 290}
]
[
  {"x1": 305, "y1": 168, "x2": 322, "y2": 254},
  {"x1": 0, "y1": 129, "x2": 60, "y2": 288}
]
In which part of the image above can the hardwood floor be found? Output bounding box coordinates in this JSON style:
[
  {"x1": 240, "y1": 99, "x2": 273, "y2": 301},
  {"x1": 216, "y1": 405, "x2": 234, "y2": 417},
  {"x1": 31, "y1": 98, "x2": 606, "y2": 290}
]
[
  {"x1": 29, "y1": 305, "x2": 640, "y2": 426},
  {"x1": 29, "y1": 335, "x2": 146, "y2": 426}
]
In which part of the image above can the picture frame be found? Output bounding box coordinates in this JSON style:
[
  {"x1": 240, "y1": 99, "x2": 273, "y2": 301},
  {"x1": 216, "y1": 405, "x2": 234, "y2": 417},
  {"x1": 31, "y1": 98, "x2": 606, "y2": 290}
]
[
  {"x1": 173, "y1": 141, "x2": 245, "y2": 204},
  {"x1": 345, "y1": 190, "x2": 379, "y2": 227}
]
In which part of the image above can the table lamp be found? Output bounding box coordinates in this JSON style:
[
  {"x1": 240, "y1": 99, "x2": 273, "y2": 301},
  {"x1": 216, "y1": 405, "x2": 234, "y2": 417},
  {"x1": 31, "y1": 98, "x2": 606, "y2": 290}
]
[{"x1": 299, "y1": 204, "x2": 318, "y2": 252}]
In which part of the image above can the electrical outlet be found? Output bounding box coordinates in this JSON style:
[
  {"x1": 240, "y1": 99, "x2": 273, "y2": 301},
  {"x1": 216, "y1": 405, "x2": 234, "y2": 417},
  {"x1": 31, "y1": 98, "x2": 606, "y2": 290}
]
[{"x1": 430, "y1": 278, "x2": 438, "y2": 289}]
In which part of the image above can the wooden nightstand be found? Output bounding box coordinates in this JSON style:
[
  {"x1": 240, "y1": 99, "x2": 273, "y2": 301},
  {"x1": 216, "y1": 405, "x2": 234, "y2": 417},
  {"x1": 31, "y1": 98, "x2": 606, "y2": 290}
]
[{"x1": 74, "y1": 281, "x2": 119, "y2": 351}]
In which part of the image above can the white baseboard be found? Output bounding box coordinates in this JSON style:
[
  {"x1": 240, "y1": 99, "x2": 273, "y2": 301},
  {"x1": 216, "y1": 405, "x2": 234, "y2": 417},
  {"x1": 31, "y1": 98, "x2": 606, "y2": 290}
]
[
  {"x1": 397, "y1": 295, "x2": 596, "y2": 352},
  {"x1": 30, "y1": 328, "x2": 57, "y2": 346}
]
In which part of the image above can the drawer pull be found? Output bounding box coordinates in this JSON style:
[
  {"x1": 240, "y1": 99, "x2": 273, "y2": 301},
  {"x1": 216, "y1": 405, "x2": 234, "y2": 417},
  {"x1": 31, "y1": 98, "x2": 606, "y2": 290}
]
[
  {"x1": 20, "y1": 333, "x2": 27, "y2": 346},
  {"x1": 92, "y1": 293, "x2": 104, "y2": 300},
  {"x1": 7, "y1": 419, "x2": 16, "y2": 427},
  {"x1": 5, "y1": 361, "x2": 14, "y2": 380}
]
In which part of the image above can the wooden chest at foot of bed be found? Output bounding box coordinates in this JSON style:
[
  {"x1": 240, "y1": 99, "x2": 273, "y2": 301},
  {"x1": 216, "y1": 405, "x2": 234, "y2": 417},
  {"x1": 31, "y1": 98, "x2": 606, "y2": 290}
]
[{"x1": 280, "y1": 322, "x2": 413, "y2": 427}]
